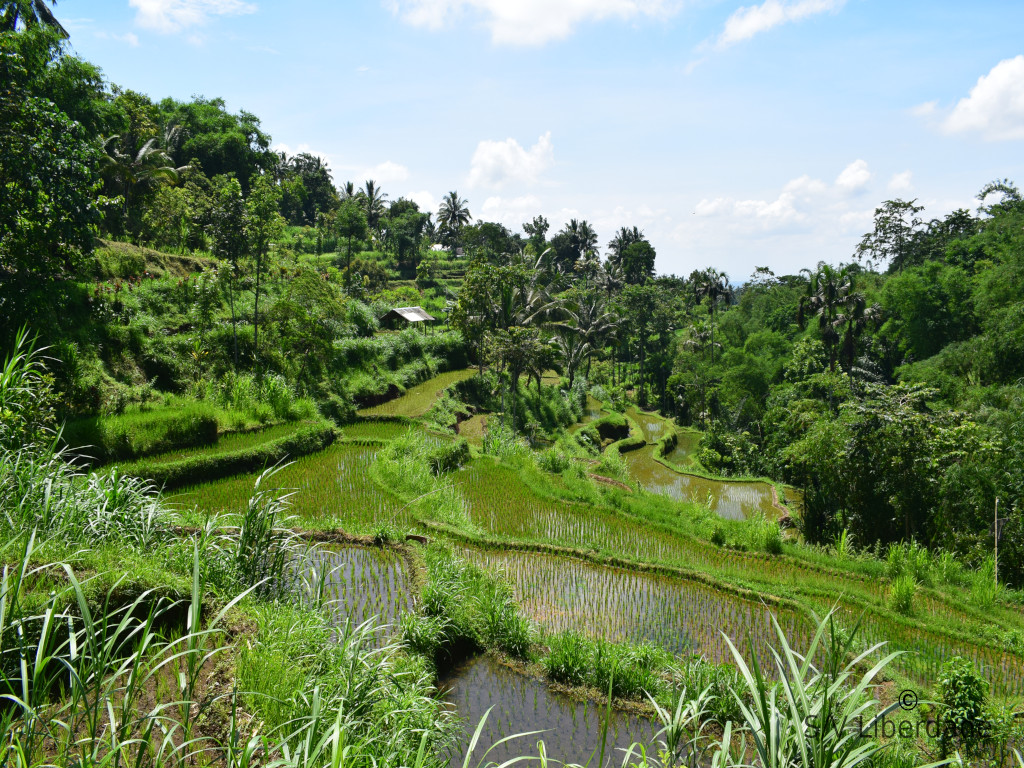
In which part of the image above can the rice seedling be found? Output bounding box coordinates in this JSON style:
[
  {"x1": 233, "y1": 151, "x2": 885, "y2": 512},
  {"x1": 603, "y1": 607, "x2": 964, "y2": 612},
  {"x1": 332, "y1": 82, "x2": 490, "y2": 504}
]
[
  {"x1": 342, "y1": 419, "x2": 416, "y2": 441},
  {"x1": 115, "y1": 420, "x2": 309, "y2": 467},
  {"x1": 358, "y1": 369, "x2": 475, "y2": 419},
  {"x1": 173, "y1": 443, "x2": 409, "y2": 533},
  {"x1": 462, "y1": 547, "x2": 813, "y2": 670},
  {"x1": 288, "y1": 544, "x2": 415, "y2": 640}
]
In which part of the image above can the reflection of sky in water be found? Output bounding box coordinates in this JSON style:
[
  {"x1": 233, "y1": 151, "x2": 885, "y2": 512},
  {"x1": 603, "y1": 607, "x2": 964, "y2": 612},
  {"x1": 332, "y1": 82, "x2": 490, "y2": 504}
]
[
  {"x1": 441, "y1": 656, "x2": 657, "y2": 767},
  {"x1": 624, "y1": 446, "x2": 776, "y2": 521}
]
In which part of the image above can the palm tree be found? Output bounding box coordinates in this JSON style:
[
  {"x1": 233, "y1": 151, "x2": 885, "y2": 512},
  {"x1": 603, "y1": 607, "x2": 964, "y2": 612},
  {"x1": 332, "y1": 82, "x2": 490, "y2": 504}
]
[
  {"x1": 360, "y1": 180, "x2": 387, "y2": 234},
  {"x1": 799, "y1": 264, "x2": 878, "y2": 372},
  {"x1": 693, "y1": 268, "x2": 733, "y2": 367},
  {"x1": 339, "y1": 181, "x2": 356, "y2": 200},
  {"x1": 99, "y1": 133, "x2": 186, "y2": 238},
  {"x1": 1, "y1": 0, "x2": 66, "y2": 35},
  {"x1": 437, "y1": 191, "x2": 471, "y2": 254},
  {"x1": 607, "y1": 225, "x2": 643, "y2": 266},
  {"x1": 547, "y1": 290, "x2": 617, "y2": 387}
]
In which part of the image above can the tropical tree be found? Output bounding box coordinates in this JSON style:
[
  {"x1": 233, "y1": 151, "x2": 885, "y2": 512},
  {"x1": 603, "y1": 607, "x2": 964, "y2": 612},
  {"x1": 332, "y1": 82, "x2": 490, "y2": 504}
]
[
  {"x1": 607, "y1": 225, "x2": 643, "y2": 266},
  {"x1": 1, "y1": 0, "x2": 66, "y2": 35},
  {"x1": 207, "y1": 176, "x2": 247, "y2": 369},
  {"x1": 621, "y1": 239, "x2": 656, "y2": 284},
  {"x1": 547, "y1": 289, "x2": 617, "y2": 387},
  {"x1": 245, "y1": 174, "x2": 284, "y2": 365},
  {"x1": 855, "y1": 199, "x2": 924, "y2": 273},
  {"x1": 99, "y1": 132, "x2": 186, "y2": 239},
  {"x1": 437, "y1": 190, "x2": 471, "y2": 254},
  {"x1": 360, "y1": 179, "x2": 387, "y2": 235},
  {"x1": 335, "y1": 197, "x2": 368, "y2": 286},
  {"x1": 339, "y1": 180, "x2": 356, "y2": 200},
  {"x1": 798, "y1": 264, "x2": 876, "y2": 372},
  {"x1": 693, "y1": 268, "x2": 733, "y2": 367}
]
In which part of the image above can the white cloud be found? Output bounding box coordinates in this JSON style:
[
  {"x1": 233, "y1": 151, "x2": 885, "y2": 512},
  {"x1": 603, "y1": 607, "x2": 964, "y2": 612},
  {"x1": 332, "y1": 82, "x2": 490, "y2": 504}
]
[
  {"x1": 887, "y1": 170, "x2": 913, "y2": 193},
  {"x1": 408, "y1": 190, "x2": 439, "y2": 214},
  {"x1": 942, "y1": 55, "x2": 1024, "y2": 141},
  {"x1": 359, "y1": 160, "x2": 410, "y2": 184},
  {"x1": 834, "y1": 159, "x2": 871, "y2": 192},
  {"x1": 717, "y1": 0, "x2": 844, "y2": 48},
  {"x1": 480, "y1": 195, "x2": 544, "y2": 226},
  {"x1": 694, "y1": 191, "x2": 802, "y2": 226},
  {"x1": 468, "y1": 132, "x2": 554, "y2": 188},
  {"x1": 96, "y1": 30, "x2": 141, "y2": 46},
  {"x1": 388, "y1": 0, "x2": 680, "y2": 46},
  {"x1": 909, "y1": 100, "x2": 937, "y2": 118},
  {"x1": 130, "y1": 0, "x2": 256, "y2": 33}
]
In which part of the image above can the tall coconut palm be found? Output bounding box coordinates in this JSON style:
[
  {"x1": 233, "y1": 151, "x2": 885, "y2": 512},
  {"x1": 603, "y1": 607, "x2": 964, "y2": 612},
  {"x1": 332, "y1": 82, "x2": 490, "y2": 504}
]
[
  {"x1": 1, "y1": 0, "x2": 67, "y2": 35},
  {"x1": 339, "y1": 180, "x2": 356, "y2": 200},
  {"x1": 437, "y1": 191, "x2": 471, "y2": 254},
  {"x1": 360, "y1": 180, "x2": 387, "y2": 234},
  {"x1": 693, "y1": 268, "x2": 733, "y2": 367},
  {"x1": 547, "y1": 290, "x2": 617, "y2": 387},
  {"x1": 607, "y1": 225, "x2": 643, "y2": 266}
]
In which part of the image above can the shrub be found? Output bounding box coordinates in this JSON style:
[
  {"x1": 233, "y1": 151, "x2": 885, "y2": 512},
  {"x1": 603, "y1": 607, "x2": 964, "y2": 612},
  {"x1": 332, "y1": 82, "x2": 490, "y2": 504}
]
[
  {"x1": 888, "y1": 573, "x2": 919, "y2": 616},
  {"x1": 543, "y1": 631, "x2": 591, "y2": 686},
  {"x1": 710, "y1": 525, "x2": 726, "y2": 547},
  {"x1": 938, "y1": 656, "x2": 991, "y2": 758}
]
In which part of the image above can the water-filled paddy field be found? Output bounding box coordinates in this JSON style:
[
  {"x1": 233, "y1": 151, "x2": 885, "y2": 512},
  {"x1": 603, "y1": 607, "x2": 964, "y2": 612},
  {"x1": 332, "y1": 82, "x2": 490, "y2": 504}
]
[
  {"x1": 290, "y1": 544, "x2": 414, "y2": 639},
  {"x1": 623, "y1": 445, "x2": 782, "y2": 521},
  {"x1": 458, "y1": 460, "x2": 697, "y2": 562},
  {"x1": 441, "y1": 655, "x2": 657, "y2": 767},
  {"x1": 172, "y1": 443, "x2": 409, "y2": 532},
  {"x1": 461, "y1": 547, "x2": 812, "y2": 667}
]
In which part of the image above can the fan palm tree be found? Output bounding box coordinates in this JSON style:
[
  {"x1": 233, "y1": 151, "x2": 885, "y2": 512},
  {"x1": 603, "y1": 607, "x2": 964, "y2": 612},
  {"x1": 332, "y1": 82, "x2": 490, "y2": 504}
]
[
  {"x1": 1, "y1": 0, "x2": 66, "y2": 35},
  {"x1": 693, "y1": 268, "x2": 733, "y2": 367},
  {"x1": 798, "y1": 263, "x2": 878, "y2": 372},
  {"x1": 437, "y1": 191, "x2": 471, "y2": 254}
]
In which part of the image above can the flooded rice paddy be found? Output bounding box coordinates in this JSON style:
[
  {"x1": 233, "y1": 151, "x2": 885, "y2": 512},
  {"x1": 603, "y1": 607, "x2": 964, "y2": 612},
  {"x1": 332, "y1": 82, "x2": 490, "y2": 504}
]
[
  {"x1": 624, "y1": 446, "x2": 781, "y2": 521},
  {"x1": 290, "y1": 544, "x2": 414, "y2": 639},
  {"x1": 462, "y1": 547, "x2": 813, "y2": 668},
  {"x1": 459, "y1": 460, "x2": 696, "y2": 563},
  {"x1": 441, "y1": 655, "x2": 657, "y2": 767}
]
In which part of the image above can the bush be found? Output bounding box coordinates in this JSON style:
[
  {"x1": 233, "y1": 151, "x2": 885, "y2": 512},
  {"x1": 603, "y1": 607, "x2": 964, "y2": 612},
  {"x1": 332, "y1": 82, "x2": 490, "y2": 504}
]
[
  {"x1": 543, "y1": 632, "x2": 591, "y2": 686},
  {"x1": 425, "y1": 438, "x2": 470, "y2": 476},
  {"x1": 938, "y1": 656, "x2": 991, "y2": 758},
  {"x1": 887, "y1": 573, "x2": 919, "y2": 616}
]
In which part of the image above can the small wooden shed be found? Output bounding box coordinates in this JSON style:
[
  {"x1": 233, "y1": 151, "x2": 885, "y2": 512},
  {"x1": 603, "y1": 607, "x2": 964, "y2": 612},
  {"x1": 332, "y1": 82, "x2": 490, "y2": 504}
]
[{"x1": 380, "y1": 306, "x2": 436, "y2": 331}]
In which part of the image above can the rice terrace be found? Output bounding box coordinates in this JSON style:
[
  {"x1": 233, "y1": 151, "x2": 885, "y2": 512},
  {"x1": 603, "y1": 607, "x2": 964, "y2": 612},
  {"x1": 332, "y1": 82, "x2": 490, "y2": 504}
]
[{"x1": 2, "y1": 1, "x2": 1024, "y2": 766}]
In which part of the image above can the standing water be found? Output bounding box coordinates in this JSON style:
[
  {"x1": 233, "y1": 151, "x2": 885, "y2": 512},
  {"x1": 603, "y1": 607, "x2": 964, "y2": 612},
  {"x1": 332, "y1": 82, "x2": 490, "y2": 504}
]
[{"x1": 441, "y1": 655, "x2": 657, "y2": 766}]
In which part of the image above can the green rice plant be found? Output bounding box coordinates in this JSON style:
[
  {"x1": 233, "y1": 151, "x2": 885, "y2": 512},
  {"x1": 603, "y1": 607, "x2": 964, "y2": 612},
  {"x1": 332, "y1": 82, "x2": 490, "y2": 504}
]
[{"x1": 887, "y1": 573, "x2": 919, "y2": 616}]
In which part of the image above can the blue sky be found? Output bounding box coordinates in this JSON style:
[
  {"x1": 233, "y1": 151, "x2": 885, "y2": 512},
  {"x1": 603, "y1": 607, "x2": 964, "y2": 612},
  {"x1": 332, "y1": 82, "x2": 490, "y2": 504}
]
[{"x1": 65, "y1": 1, "x2": 1024, "y2": 279}]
